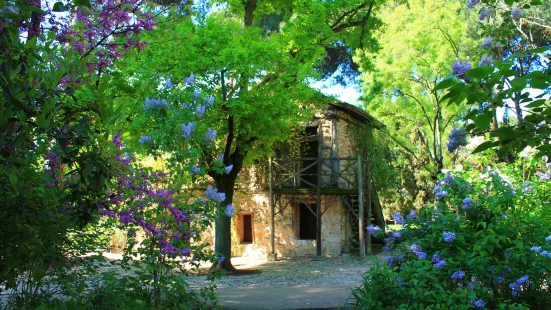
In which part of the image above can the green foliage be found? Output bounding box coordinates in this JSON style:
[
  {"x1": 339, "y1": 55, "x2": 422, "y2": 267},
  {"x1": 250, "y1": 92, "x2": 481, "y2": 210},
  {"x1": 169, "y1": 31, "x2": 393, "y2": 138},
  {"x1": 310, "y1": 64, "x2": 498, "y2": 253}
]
[
  {"x1": 351, "y1": 160, "x2": 551, "y2": 309},
  {"x1": 358, "y1": 0, "x2": 477, "y2": 215},
  {"x1": 437, "y1": 0, "x2": 551, "y2": 158}
]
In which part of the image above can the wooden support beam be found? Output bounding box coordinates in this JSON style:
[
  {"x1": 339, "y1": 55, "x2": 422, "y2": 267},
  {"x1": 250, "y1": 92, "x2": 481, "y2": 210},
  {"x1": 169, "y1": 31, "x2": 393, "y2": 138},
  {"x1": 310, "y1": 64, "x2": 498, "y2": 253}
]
[
  {"x1": 344, "y1": 207, "x2": 350, "y2": 253},
  {"x1": 357, "y1": 155, "x2": 365, "y2": 258},
  {"x1": 365, "y1": 157, "x2": 372, "y2": 255},
  {"x1": 269, "y1": 157, "x2": 276, "y2": 261},
  {"x1": 316, "y1": 122, "x2": 323, "y2": 257}
]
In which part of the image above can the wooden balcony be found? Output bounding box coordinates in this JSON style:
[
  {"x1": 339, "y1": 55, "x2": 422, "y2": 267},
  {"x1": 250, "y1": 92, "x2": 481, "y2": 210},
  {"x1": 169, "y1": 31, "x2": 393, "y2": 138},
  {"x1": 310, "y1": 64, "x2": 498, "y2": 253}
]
[{"x1": 269, "y1": 157, "x2": 362, "y2": 195}]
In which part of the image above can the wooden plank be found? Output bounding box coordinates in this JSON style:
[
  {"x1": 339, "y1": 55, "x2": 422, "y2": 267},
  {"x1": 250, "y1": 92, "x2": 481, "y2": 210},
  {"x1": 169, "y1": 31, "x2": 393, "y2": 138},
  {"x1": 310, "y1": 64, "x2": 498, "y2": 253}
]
[{"x1": 365, "y1": 158, "x2": 372, "y2": 255}]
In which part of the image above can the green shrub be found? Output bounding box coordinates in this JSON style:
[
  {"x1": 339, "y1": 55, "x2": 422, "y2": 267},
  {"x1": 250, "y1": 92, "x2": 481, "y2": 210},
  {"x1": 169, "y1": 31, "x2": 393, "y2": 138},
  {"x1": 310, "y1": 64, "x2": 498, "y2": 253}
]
[{"x1": 352, "y1": 159, "x2": 551, "y2": 309}]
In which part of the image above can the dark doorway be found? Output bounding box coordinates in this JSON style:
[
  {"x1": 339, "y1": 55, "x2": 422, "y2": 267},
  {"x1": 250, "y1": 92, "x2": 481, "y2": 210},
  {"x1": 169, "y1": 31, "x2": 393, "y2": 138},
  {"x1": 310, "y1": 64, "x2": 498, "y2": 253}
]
[
  {"x1": 242, "y1": 214, "x2": 253, "y2": 243},
  {"x1": 300, "y1": 126, "x2": 319, "y2": 188},
  {"x1": 299, "y1": 203, "x2": 317, "y2": 240}
]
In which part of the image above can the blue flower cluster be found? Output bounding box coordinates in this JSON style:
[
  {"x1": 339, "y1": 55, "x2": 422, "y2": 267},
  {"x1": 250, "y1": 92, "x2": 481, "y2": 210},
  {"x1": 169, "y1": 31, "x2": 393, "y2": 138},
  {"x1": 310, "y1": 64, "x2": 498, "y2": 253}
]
[
  {"x1": 462, "y1": 197, "x2": 473, "y2": 210},
  {"x1": 473, "y1": 299, "x2": 485, "y2": 308},
  {"x1": 143, "y1": 98, "x2": 168, "y2": 110},
  {"x1": 466, "y1": 0, "x2": 479, "y2": 8},
  {"x1": 206, "y1": 185, "x2": 226, "y2": 202},
  {"x1": 407, "y1": 210, "x2": 417, "y2": 220},
  {"x1": 443, "y1": 232, "x2": 456, "y2": 242},
  {"x1": 511, "y1": 7, "x2": 524, "y2": 20},
  {"x1": 190, "y1": 165, "x2": 201, "y2": 175},
  {"x1": 509, "y1": 275, "x2": 529, "y2": 296},
  {"x1": 367, "y1": 225, "x2": 382, "y2": 235},
  {"x1": 451, "y1": 270, "x2": 465, "y2": 280},
  {"x1": 411, "y1": 244, "x2": 427, "y2": 260},
  {"x1": 479, "y1": 8, "x2": 489, "y2": 21},
  {"x1": 431, "y1": 253, "x2": 442, "y2": 263},
  {"x1": 479, "y1": 54, "x2": 493, "y2": 67},
  {"x1": 481, "y1": 37, "x2": 493, "y2": 48},
  {"x1": 205, "y1": 128, "x2": 217, "y2": 142},
  {"x1": 452, "y1": 61, "x2": 472, "y2": 77},
  {"x1": 183, "y1": 73, "x2": 194, "y2": 86},
  {"x1": 433, "y1": 260, "x2": 447, "y2": 269},
  {"x1": 181, "y1": 122, "x2": 195, "y2": 139},
  {"x1": 225, "y1": 204, "x2": 235, "y2": 217},
  {"x1": 225, "y1": 165, "x2": 233, "y2": 174},
  {"x1": 392, "y1": 212, "x2": 406, "y2": 225},
  {"x1": 447, "y1": 128, "x2": 468, "y2": 153},
  {"x1": 138, "y1": 135, "x2": 153, "y2": 144}
]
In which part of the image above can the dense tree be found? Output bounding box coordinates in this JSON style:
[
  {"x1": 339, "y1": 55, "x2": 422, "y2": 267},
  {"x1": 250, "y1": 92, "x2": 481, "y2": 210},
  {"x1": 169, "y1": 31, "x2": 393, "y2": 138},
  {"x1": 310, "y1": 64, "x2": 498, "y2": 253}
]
[
  {"x1": 357, "y1": 0, "x2": 477, "y2": 210},
  {"x1": 115, "y1": 0, "x2": 385, "y2": 269}
]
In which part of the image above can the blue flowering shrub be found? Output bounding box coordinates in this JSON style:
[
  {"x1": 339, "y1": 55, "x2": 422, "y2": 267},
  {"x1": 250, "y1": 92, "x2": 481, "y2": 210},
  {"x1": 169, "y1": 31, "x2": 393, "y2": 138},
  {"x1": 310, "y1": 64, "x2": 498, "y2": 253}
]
[{"x1": 352, "y1": 163, "x2": 551, "y2": 309}]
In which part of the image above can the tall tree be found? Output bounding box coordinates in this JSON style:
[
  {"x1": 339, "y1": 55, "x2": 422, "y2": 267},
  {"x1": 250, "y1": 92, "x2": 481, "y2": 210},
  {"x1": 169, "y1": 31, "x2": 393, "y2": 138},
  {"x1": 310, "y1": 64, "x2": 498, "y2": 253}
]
[{"x1": 116, "y1": 0, "x2": 384, "y2": 269}]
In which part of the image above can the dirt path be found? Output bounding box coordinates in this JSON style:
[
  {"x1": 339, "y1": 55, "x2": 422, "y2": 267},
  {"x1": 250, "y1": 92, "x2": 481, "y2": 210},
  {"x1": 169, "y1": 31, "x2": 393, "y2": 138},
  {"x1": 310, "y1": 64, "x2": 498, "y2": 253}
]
[{"x1": 187, "y1": 255, "x2": 381, "y2": 309}]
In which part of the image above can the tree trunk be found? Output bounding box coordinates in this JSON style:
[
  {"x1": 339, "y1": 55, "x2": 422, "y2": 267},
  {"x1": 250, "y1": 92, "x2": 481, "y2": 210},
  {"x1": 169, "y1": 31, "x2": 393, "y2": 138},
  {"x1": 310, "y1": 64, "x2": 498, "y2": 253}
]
[
  {"x1": 212, "y1": 146, "x2": 247, "y2": 271},
  {"x1": 214, "y1": 172, "x2": 238, "y2": 271}
]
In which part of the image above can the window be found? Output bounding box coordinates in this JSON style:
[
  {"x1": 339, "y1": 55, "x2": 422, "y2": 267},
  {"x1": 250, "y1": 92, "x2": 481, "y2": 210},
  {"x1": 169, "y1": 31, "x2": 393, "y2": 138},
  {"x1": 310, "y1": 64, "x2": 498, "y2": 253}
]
[
  {"x1": 237, "y1": 214, "x2": 253, "y2": 243},
  {"x1": 298, "y1": 203, "x2": 317, "y2": 240}
]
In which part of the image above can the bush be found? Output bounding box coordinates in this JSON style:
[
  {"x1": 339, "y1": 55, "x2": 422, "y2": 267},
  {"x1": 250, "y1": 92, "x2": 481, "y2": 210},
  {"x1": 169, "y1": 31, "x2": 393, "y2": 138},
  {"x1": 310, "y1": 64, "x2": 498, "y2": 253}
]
[{"x1": 352, "y1": 159, "x2": 551, "y2": 309}]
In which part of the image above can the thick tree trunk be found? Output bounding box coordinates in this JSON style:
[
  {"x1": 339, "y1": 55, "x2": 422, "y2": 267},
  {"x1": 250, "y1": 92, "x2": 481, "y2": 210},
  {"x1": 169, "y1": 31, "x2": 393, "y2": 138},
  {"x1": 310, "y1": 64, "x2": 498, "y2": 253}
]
[{"x1": 212, "y1": 146, "x2": 247, "y2": 271}]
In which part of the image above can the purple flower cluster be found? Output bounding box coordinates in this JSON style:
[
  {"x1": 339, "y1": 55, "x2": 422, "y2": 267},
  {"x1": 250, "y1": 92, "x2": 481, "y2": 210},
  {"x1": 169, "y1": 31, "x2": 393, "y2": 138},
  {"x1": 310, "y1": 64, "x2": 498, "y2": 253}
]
[
  {"x1": 452, "y1": 270, "x2": 466, "y2": 280},
  {"x1": 447, "y1": 128, "x2": 468, "y2": 153},
  {"x1": 225, "y1": 165, "x2": 233, "y2": 174},
  {"x1": 407, "y1": 210, "x2": 417, "y2": 220},
  {"x1": 396, "y1": 277, "x2": 404, "y2": 286},
  {"x1": 443, "y1": 232, "x2": 456, "y2": 242},
  {"x1": 433, "y1": 184, "x2": 449, "y2": 199},
  {"x1": 44, "y1": 152, "x2": 59, "y2": 175},
  {"x1": 143, "y1": 98, "x2": 168, "y2": 110},
  {"x1": 112, "y1": 132, "x2": 123, "y2": 148},
  {"x1": 53, "y1": 0, "x2": 155, "y2": 73},
  {"x1": 509, "y1": 275, "x2": 529, "y2": 296},
  {"x1": 462, "y1": 197, "x2": 474, "y2": 210},
  {"x1": 206, "y1": 185, "x2": 226, "y2": 202},
  {"x1": 452, "y1": 61, "x2": 472, "y2": 77}
]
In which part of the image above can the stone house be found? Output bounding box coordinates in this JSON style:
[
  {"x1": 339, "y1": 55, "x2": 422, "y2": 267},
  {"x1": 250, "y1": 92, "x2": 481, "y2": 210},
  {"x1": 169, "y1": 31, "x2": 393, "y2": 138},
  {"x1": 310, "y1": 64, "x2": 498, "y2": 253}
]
[{"x1": 211, "y1": 100, "x2": 387, "y2": 259}]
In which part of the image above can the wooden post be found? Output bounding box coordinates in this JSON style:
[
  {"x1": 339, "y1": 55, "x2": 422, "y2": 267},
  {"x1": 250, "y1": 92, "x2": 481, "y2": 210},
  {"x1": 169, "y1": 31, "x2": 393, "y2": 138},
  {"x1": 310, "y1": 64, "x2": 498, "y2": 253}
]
[
  {"x1": 316, "y1": 122, "x2": 322, "y2": 257},
  {"x1": 364, "y1": 157, "x2": 372, "y2": 255},
  {"x1": 269, "y1": 157, "x2": 276, "y2": 261},
  {"x1": 344, "y1": 206, "x2": 350, "y2": 253},
  {"x1": 357, "y1": 155, "x2": 365, "y2": 258}
]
